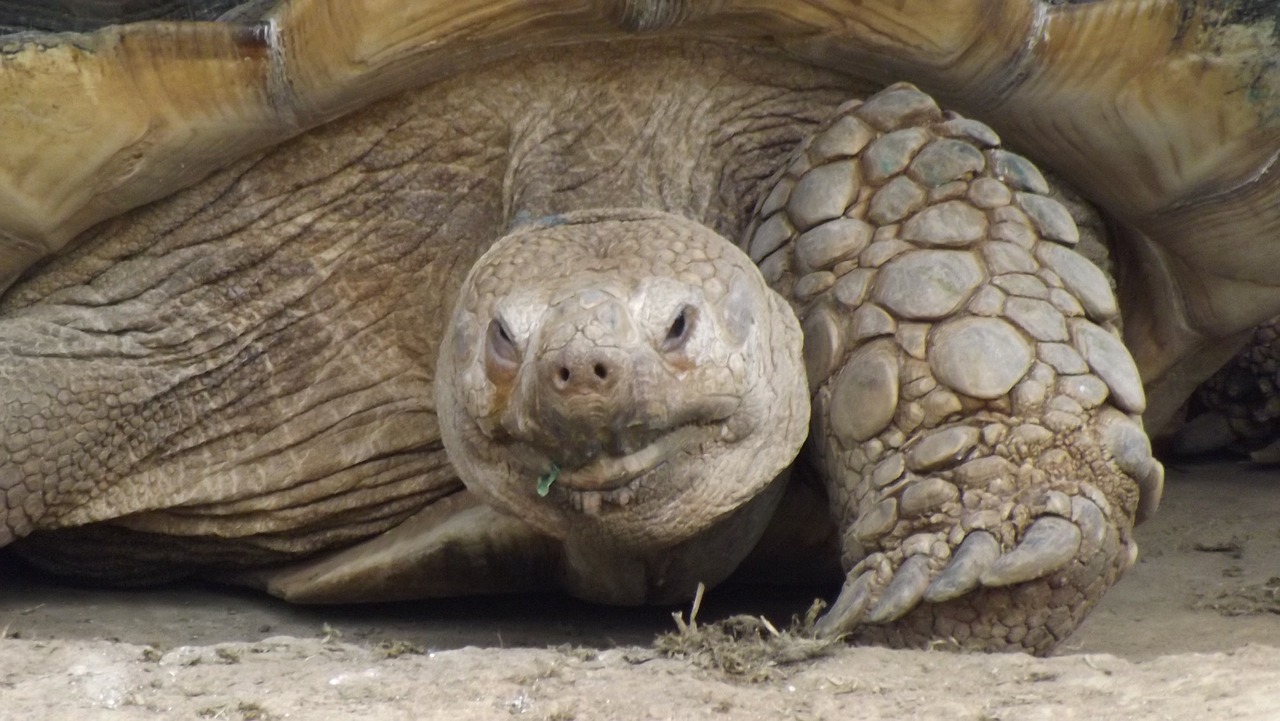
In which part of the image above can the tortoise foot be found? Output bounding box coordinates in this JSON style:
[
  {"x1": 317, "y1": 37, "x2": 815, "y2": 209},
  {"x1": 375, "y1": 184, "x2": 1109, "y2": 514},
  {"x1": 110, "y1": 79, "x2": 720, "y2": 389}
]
[
  {"x1": 812, "y1": 416, "x2": 1153, "y2": 653},
  {"x1": 746, "y1": 82, "x2": 1162, "y2": 653},
  {"x1": 1175, "y1": 317, "x2": 1280, "y2": 463}
]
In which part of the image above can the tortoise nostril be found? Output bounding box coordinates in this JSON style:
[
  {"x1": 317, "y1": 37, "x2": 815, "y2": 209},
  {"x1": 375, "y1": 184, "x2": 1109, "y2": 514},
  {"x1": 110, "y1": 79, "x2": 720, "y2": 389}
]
[{"x1": 549, "y1": 357, "x2": 618, "y2": 394}]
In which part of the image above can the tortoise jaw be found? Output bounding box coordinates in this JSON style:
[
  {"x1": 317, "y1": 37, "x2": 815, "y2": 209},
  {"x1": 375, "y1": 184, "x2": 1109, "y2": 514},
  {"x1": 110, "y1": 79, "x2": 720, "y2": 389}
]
[
  {"x1": 559, "y1": 417, "x2": 736, "y2": 487},
  {"x1": 501, "y1": 391, "x2": 743, "y2": 500},
  {"x1": 516, "y1": 421, "x2": 739, "y2": 513},
  {"x1": 559, "y1": 422, "x2": 735, "y2": 515}
]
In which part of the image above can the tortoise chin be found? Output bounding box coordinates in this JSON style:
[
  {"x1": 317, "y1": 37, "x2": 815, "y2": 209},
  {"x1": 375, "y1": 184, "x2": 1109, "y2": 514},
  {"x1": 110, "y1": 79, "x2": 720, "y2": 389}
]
[{"x1": 436, "y1": 209, "x2": 810, "y2": 552}]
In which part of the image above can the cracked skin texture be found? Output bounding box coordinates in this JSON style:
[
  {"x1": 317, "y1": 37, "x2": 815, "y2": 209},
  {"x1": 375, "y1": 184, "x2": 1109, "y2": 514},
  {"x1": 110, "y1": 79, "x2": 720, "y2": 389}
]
[{"x1": 0, "y1": 41, "x2": 1154, "y2": 654}]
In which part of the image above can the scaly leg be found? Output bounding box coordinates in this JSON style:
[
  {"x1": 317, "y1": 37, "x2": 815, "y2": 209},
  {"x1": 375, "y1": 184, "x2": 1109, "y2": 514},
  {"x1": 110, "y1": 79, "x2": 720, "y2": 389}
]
[
  {"x1": 1174, "y1": 317, "x2": 1280, "y2": 462},
  {"x1": 745, "y1": 84, "x2": 1163, "y2": 653}
]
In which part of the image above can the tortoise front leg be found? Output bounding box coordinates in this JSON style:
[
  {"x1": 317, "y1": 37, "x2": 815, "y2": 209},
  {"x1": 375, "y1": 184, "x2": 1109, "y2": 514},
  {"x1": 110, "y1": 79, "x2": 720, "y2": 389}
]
[{"x1": 747, "y1": 84, "x2": 1163, "y2": 653}]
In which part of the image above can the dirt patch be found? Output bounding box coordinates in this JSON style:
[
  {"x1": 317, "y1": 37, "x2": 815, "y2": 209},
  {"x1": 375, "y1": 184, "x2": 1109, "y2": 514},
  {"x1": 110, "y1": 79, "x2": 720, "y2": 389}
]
[
  {"x1": 652, "y1": 586, "x2": 838, "y2": 681},
  {"x1": 4, "y1": 461, "x2": 1280, "y2": 719},
  {"x1": 1193, "y1": 576, "x2": 1280, "y2": 616}
]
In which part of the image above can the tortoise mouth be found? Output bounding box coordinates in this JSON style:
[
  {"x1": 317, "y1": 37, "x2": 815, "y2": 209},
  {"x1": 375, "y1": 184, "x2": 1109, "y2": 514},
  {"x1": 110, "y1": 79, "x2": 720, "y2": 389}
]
[
  {"x1": 509, "y1": 420, "x2": 738, "y2": 515},
  {"x1": 557, "y1": 422, "x2": 724, "y2": 490},
  {"x1": 559, "y1": 423, "x2": 732, "y2": 514},
  {"x1": 498, "y1": 392, "x2": 743, "y2": 505}
]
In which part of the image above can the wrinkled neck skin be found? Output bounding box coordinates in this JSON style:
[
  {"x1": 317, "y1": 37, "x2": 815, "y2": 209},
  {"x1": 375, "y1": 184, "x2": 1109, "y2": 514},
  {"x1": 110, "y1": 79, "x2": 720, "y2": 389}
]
[
  {"x1": 497, "y1": 43, "x2": 860, "y2": 241},
  {"x1": 438, "y1": 44, "x2": 850, "y2": 604}
]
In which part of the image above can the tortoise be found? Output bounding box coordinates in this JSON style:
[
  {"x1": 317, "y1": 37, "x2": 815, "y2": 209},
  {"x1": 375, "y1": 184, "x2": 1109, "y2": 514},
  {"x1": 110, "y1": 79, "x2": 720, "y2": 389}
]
[{"x1": 0, "y1": 0, "x2": 1277, "y2": 656}]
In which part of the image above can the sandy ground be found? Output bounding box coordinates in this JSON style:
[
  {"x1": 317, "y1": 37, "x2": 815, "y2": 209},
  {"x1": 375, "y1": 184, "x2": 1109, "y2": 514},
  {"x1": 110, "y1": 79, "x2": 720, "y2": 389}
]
[{"x1": 2, "y1": 460, "x2": 1279, "y2": 720}]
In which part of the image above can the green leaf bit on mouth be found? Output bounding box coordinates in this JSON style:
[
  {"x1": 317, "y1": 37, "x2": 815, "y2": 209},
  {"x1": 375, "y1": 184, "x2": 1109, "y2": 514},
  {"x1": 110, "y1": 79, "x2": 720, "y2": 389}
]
[{"x1": 536, "y1": 463, "x2": 559, "y2": 497}]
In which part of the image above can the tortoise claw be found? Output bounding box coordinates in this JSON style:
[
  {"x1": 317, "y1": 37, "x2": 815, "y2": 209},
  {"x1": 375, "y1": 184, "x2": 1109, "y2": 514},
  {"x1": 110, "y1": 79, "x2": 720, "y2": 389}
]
[
  {"x1": 1071, "y1": 496, "x2": 1108, "y2": 555},
  {"x1": 923, "y1": 530, "x2": 999, "y2": 603},
  {"x1": 979, "y1": 516, "x2": 1082, "y2": 587},
  {"x1": 864, "y1": 554, "x2": 932, "y2": 624},
  {"x1": 1098, "y1": 408, "x2": 1163, "y2": 524},
  {"x1": 1136, "y1": 461, "x2": 1164, "y2": 524},
  {"x1": 814, "y1": 569, "x2": 874, "y2": 639}
]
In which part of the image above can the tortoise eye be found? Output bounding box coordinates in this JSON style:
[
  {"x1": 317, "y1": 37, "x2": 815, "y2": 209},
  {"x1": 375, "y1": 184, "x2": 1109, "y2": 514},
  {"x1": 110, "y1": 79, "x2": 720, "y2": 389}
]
[
  {"x1": 485, "y1": 318, "x2": 520, "y2": 378},
  {"x1": 661, "y1": 305, "x2": 697, "y2": 352}
]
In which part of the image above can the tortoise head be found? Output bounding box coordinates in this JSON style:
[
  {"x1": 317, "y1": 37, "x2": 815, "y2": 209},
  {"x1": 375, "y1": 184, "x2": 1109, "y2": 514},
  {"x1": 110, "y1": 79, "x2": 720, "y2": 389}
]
[{"x1": 437, "y1": 209, "x2": 809, "y2": 560}]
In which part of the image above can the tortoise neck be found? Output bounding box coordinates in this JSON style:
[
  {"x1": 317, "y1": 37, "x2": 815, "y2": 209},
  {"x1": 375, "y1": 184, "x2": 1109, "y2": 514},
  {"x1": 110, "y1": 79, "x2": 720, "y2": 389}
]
[{"x1": 496, "y1": 40, "x2": 863, "y2": 246}]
